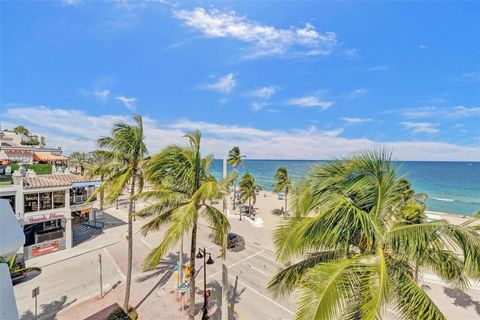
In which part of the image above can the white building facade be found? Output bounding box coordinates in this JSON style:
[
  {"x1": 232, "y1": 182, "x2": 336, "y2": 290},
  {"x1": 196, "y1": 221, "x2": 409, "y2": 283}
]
[{"x1": 0, "y1": 174, "x2": 100, "y2": 259}]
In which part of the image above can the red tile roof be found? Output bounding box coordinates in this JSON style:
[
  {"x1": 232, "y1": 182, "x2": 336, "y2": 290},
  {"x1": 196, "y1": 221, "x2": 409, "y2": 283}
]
[
  {"x1": 23, "y1": 174, "x2": 98, "y2": 189},
  {"x1": 5, "y1": 150, "x2": 33, "y2": 155}
]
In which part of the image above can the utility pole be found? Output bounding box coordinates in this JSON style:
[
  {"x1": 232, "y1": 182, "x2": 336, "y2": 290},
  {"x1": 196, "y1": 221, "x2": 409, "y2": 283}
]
[
  {"x1": 98, "y1": 254, "x2": 103, "y2": 298},
  {"x1": 221, "y1": 155, "x2": 229, "y2": 320}
]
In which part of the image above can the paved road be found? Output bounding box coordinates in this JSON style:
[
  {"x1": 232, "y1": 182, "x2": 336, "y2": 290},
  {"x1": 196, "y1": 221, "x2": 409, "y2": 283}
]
[
  {"x1": 14, "y1": 247, "x2": 122, "y2": 319},
  {"x1": 13, "y1": 201, "x2": 480, "y2": 319}
]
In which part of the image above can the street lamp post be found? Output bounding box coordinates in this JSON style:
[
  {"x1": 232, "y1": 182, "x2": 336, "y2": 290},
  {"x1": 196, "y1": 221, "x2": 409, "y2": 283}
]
[{"x1": 196, "y1": 247, "x2": 214, "y2": 320}]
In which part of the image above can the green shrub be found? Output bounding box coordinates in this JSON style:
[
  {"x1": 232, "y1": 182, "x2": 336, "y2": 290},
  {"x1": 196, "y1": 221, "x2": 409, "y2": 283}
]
[
  {"x1": 20, "y1": 139, "x2": 40, "y2": 146},
  {"x1": 11, "y1": 163, "x2": 52, "y2": 175},
  {"x1": 107, "y1": 306, "x2": 137, "y2": 320}
]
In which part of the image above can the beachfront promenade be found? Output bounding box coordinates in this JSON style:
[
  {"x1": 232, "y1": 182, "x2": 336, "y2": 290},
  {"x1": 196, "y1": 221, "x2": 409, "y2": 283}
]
[{"x1": 14, "y1": 193, "x2": 480, "y2": 319}]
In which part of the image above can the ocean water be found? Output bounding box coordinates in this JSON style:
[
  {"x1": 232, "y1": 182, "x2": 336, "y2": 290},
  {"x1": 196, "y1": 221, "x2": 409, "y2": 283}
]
[{"x1": 211, "y1": 160, "x2": 480, "y2": 216}]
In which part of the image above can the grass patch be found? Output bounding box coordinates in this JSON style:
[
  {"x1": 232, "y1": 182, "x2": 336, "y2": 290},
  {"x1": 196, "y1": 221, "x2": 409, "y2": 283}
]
[
  {"x1": 0, "y1": 176, "x2": 12, "y2": 185},
  {"x1": 11, "y1": 163, "x2": 52, "y2": 175}
]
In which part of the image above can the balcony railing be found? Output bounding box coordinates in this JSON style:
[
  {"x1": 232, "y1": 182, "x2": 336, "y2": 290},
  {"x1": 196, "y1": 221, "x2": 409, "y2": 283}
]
[{"x1": 70, "y1": 194, "x2": 94, "y2": 205}]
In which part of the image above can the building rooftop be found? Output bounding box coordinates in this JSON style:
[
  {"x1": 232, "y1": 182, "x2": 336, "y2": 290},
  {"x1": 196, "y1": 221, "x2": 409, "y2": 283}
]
[{"x1": 23, "y1": 174, "x2": 99, "y2": 189}]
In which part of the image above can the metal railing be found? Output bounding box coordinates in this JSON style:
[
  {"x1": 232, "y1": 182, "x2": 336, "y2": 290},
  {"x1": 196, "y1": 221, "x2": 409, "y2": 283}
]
[
  {"x1": 71, "y1": 194, "x2": 96, "y2": 205},
  {"x1": 83, "y1": 220, "x2": 104, "y2": 229}
]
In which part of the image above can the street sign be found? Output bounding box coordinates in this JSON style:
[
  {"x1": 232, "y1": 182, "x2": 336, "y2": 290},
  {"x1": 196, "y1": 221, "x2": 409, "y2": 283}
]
[
  {"x1": 32, "y1": 287, "x2": 39, "y2": 298},
  {"x1": 32, "y1": 286, "x2": 40, "y2": 319},
  {"x1": 178, "y1": 281, "x2": 189, "y2": 293}
]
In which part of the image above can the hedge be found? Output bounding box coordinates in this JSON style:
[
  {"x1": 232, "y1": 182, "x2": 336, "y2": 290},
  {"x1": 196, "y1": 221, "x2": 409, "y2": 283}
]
[{"x1": 11, "y1": 163, "x2": 52, "y2": 175}]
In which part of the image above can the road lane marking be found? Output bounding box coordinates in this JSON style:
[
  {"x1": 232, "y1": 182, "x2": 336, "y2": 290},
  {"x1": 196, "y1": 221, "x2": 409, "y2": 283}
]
[
  {"x1": 103, "y1": 247, "x2": 126, "y2": 280},
  {"x1": 141, "y1": 237, "x2": 153, "y2": 249},
  {"x1": 228, "y1": 250, "x2": 266, "y2": 270},
  {"x1": 228, "y1": 274, "x2": 294, "y2": 315},
  {"x1": 205, "y1": 250, "x2": 266, "y2": 280}
]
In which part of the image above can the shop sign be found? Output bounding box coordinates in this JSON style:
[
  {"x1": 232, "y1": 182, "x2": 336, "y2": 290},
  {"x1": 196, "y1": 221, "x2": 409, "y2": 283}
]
[
  {"x1": 25, "y1": 212, "x2": 66, "y2": 224},
  {"x1": 32, "y1": 241, "x2": 59, "y2": 256}
]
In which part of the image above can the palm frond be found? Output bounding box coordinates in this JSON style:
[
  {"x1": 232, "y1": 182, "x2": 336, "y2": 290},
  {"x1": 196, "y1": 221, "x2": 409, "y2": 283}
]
[
  {"x1": 203, "y1": 204, "x2": 230, "y2": 258},
  {"x1": 144, "y1": 200, "x2": 198, "y2": 270},
  {"x1": 390, "y1": 267, "x2": 446, "y2": 320},
  {"x1": 268, "y1": 251, "x2": 341, "y2": 298}
]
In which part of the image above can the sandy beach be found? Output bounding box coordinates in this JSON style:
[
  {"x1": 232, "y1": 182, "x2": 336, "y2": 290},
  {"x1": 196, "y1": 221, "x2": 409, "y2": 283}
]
[{"x1": 226, "y1": 190, "x2": 477, "y2": 229}]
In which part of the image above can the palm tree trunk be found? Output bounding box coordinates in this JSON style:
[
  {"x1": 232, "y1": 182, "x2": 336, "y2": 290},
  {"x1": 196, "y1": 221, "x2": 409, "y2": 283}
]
[
  {"x1": 233, "y1": 181, "x2": 237, "y2": 210},
  {"x1": 284, "y1": 193, "x2": 287, "y2": 216},
  {"x1": 123, "y1": 173, "x2": 136, "y2": 312},
  {"x1": 189, "y1": 221, "x2": 198, "y2": 320},
  {"x1": 100, "y1": 174, "x2": 104, "y2": 211},
  {"x1": 116, "y1": 198, "x2": 119, "y2": 210}
]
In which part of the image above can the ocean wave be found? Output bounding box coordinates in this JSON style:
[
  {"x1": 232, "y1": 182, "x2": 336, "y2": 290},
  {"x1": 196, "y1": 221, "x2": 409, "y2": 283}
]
[{"x1": 431, "y1": 197, "x2": 455, "y2": 202}]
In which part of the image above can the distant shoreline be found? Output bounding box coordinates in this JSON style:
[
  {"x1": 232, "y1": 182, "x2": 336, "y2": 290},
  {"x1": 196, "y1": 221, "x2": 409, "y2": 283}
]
[{"x1": 214, "y1": 159, "x2": 480, "y2": 163}]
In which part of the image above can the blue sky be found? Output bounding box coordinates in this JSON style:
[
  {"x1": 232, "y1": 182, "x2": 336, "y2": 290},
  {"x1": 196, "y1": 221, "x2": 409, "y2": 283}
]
[{"x1": 1, "y1": 0, "x2": 479, "y2": 160}]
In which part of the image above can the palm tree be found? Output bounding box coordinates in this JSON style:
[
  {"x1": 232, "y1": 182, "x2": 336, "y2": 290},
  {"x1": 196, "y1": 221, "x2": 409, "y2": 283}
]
[
  {"x1": 0, "y1": 254, "x2": 41, "y2": 279},
  {"x1": 227, "y1": 146, "x2": 245, "y2": 210},
  {"x1": 239, "y1": 173, "x2": 261, "y2": 220},
  {"x1": 273, "y1": 166, "x2": 292, "y2": 216},
  {"x1": 93, "y1": 115, "x2": 147, "y2": 312},
  {"x1": 69, "y1": 151, "x2": 88, "y2": 175},
  {"x1": 85, "y1": 150, "x2": 117, "y2": 211},
  {"x1": 268, "y1": 150, "x2": 480, "y2": 320},
  {"x1": 134, "y1": 130, "x2": 231, "y2": 320}
]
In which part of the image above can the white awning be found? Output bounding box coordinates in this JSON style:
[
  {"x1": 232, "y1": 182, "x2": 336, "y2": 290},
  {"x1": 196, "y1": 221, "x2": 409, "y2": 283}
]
[
  {"x1": 0, "y1": 199, "x2": 25, "y2": 257},
  {"x1": 0, "y1": 264, "x2": 19, "y2": 320}
]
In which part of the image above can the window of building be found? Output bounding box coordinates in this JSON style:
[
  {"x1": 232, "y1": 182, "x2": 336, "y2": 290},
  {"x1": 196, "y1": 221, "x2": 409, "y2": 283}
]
[
  {"x1": 24, "y1": 193, "x2": 39, "y2": 213},
  {"x1": 0, "y1": 195, "x2": 15, "y2": 212},
  {"x1": 39, "y1": 192, "x2": 53, "y2": 211},
  {"x1": 53, "y1": 191, "x2": 65, "y2": 209},
  {"x1": 44, "y1": 219, "x2": 61, "y2": 231}
]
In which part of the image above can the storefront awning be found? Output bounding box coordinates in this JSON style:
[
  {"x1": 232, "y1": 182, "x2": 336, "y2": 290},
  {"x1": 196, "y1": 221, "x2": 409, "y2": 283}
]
[
  {"x1": 33, "y1": 152, "x2": 67, "y2": 162},
  {"x1": 79, "y1": 209, "x2": 91, "y2": 215}
]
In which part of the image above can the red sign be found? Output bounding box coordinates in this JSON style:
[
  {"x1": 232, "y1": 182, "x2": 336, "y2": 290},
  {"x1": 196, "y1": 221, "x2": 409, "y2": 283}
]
[
  {"x1": 32, "y1": 241, "x2": 59, "y2": 256},
  {"x1": 27, "y1": 212, "x2": 65, "y2": 224}
]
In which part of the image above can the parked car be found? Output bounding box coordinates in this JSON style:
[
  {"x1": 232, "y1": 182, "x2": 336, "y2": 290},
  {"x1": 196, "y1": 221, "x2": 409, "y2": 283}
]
[{"x1": 211, "y1": 232, "x2": 244, "y2": 250}]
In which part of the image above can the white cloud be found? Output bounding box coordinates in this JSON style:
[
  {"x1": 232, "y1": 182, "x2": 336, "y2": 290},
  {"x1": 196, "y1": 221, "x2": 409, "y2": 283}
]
[
  {"x1": 401, "y1": 105, "x2": 480, "y2": 119},
  {"x1": 80, "y1": 88, "x2": 110, "y2": 102},
  {"x1": 62, "y1": 0, "x2": 82, "y2": 6},
  {"x1": 401, "y1": 122, "x2": 439, "y2": 135},
  {"x1": 342, "y1": 117, "x2": 373, "y2": 124},
  {"x1": 457, "y1": 72, "x2": 480, "y2": 82},
  {"x1": 342, "y1": 48, "x2": 359, "y2": 58},
  {"x1": 173, "y1": 7, "x2": 337, "y2": 58},
  {"x1": 251, "y1": 102, "x2": 267, "y2": 112},
  {"x1": 3, "y1": 106, "x2": 479, "y2": 161},
  {"x1": 347, "y1": 88, "x2": 367, "y2": 99},
  {"x1": 419, "y1": 44, "x2": 428, "y2": 49},
  {"x1": 248, "y1": 86, "x2": 276, "y2": 99},
  {"x1": 202, "y1": 73, "x2": 236, "y2": 94},
  {"x1": 288, "y1": 96, "x2": 333, "y2": 110},
  {"x1": 116, "y1": 96, "x2": 137, "y2": 111},
  {"x1": 450, "y1": 105, "x2": 480, "y2": 117},
  {"x1": 93, "y1": 89, "x2": 110, "y2": 101},
  {"x1": 366, "y1": 65, "x2": 389, "y2": 72}
]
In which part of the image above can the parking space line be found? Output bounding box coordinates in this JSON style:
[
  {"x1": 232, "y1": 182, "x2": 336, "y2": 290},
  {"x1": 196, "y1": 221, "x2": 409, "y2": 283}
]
[
  {"x1": 248, "y1": 263, "x2": 269, "y2": 276},
  {"x1": 228, "y1": 274, "x2": 294, "y2": 315},
  {"x1": 103, "y1": 247, "x2": 126, "y2": 280}
]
